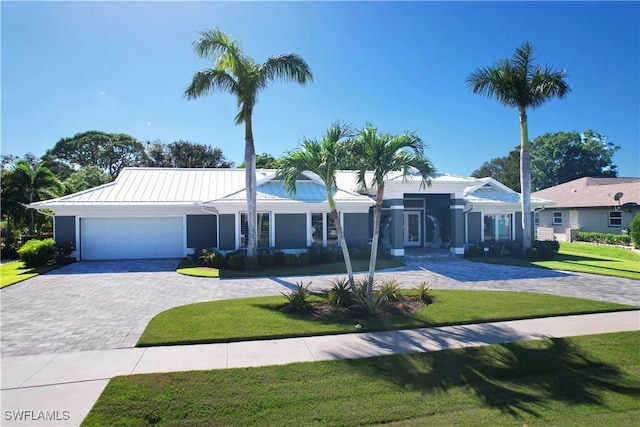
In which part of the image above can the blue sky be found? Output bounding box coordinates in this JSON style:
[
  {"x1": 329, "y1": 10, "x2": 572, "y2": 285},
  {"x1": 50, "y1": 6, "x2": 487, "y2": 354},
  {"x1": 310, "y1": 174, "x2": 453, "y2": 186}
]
[{"x1": 2, "y1": 1, "x2": 639, "y2": 177}]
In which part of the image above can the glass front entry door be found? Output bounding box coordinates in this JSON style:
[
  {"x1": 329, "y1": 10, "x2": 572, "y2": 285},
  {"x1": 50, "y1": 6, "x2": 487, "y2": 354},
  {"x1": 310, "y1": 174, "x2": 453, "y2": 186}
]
[{"x1": 403, "y1": 211, "x2": 421, "y2": 246}]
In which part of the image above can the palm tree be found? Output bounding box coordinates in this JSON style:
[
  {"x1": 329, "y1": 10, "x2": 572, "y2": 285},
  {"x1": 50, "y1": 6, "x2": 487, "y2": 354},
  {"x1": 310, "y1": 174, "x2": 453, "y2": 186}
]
[
  {"x1": 277, "y1": 122, "x2": 358, "y2": 290},
  {"x1": 466, "y1": 41, "x2": 570, "y2": 251},
  {"x1": 9, "y1": 160, "x2": 62, "y2": 235},
  {"x1": 184, "y1": 28, "x2": 313, "y2": 256},
  {"x1": 353, "y1": 125, "x2": 436, "y2": 292}
]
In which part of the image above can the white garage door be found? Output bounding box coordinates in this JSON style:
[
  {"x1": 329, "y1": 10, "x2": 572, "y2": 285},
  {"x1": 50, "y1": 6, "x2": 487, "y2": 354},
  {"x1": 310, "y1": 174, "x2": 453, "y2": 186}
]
[{"x1": 80, "y1": 217, "x2": 184, "y2": 260}]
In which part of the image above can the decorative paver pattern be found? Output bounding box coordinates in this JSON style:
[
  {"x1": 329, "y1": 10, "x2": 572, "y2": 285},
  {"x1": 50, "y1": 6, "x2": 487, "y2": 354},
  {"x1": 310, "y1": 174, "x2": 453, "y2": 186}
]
[{"x1": 1, "y1": 258, "x2": 638, "y2": 356}]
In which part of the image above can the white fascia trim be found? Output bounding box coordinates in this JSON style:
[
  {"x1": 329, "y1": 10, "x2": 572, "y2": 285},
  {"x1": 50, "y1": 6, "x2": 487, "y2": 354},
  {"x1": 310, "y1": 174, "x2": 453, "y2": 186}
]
[
  {"x1": 390, "y1": 248, "x2": 405, "y2": 256},
  {"x1": 390, "y1": 205, "x2": 405, "y2": 210}
]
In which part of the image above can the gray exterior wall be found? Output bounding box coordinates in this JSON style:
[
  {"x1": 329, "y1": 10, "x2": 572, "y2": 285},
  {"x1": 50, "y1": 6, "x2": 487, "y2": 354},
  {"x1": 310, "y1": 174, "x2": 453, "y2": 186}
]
[
  {"x1": 344, "y1": 213, "x2": 370, "y2": 247},
  {"x1": 467, "y1": 212, "x2": 482, "y2": 243},
  {"x1": 219, "y1": 214, "x2": 236, "y2": 250},
  {"x1": 54, "y1": 216, "x2": 76, "y2": 247},
  {"x1": 186, "y1": 215, "x2": 217, "y2": 249},
  {"x1": 275, "y1": 214, "x2": 307, "y2": 249},
  {"x1": 538, "y1": 208, "x2": 635, "y2": 234},
  {"x1": 515, "y1": 212, "x2": 524, "y2": 241}
]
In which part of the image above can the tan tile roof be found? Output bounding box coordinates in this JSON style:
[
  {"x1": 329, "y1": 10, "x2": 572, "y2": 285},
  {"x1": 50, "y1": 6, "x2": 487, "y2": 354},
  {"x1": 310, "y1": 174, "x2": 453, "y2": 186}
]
[{"x1": 532, "y1": 177, "x2": 640, "y2": 209}]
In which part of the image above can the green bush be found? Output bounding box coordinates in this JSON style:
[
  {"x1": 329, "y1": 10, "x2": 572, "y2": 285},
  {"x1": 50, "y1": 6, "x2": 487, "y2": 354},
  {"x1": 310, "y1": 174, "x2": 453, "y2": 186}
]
[
  {"x1": 631, "y1": 213, "x2": 640, "y2": 249},
  {"x1": 379, "y1": 278, "x2": 404, "y2": 302},
  {"x1": 297, "y1": 252, "x2": 310, "y2": 266},
  {"x1": 532, "y1": 240, "x2": 560, "y2": 260},
  {"x1": 326, "y1": 277, "x2": 353, "y2": 308},
  {"x1": 18, "y1": 238, "x2": 55, "y2": 267},
  {"x1": 306, "y1": 247, "x2": 322, "y2": 265},
  {"x1": 54, "y1": 241, "x2": 74, "y2": 263},
  {"x1": 576, "y1": 231, "x2": 631, "y2": 246},
  {"x1": 257, "y1": 251, "x2": 274, "y2": 268},
  {"x1": 273, "y1": 251, "x2": 286, "y2": 266},
  {"x1": 284, "y1": 253, "x2": 299, "y2": 267},
  {"x1": 281, "y1": 281, "x2": 312, "y2": 312},
  {"x1": 244, "y1": 256, "x2": 258, "y2": 270},
  {"x1": 227, "y1": 255, "x2": 245, "y2": 270},
  {"x1": 199, "y1": 249, "x2": 225, "y2": 268},
  {"x1": 412, "y1": 281, "x2": 434, "y2": 303}
]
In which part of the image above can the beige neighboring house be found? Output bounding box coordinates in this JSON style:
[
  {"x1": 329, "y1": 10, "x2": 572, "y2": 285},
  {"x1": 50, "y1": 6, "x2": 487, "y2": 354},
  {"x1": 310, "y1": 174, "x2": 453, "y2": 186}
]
[{"x1": 532, "y1": 177, "x2": 640, "y2": 241}]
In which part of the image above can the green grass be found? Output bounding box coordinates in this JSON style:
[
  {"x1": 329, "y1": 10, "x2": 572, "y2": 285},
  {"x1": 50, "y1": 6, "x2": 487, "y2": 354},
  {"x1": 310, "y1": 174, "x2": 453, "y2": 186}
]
[
  {"x1": 177, "y1": 258, "x2": 404, "y2": 278},
  {"x1": 84, "y1": 331, "x2": 640, "y2": 426},
  {"x1": 0, "y1": 261, "x2": 63, "y2": 289},
  {"x1": 471, "y1": 242, "x2": 640, "y2": 280},
  {"x1": 137, "y1": 290, "x2": 635, "y2": 347}
]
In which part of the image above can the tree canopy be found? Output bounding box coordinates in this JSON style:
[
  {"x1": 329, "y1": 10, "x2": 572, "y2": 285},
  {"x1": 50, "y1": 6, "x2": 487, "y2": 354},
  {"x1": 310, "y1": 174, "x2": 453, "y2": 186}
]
[
  {"x1": 471, "y1": 130, "x2": 619, "y2": 191},
  {"x1": 145, "y1": 140, "x2": 234, "y2": 168}
]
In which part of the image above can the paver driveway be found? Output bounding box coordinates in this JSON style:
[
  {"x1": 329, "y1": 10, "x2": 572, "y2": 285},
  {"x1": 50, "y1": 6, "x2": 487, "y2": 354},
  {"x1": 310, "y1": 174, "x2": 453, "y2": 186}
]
[{"x1": 1, "y1": 258, "x2": 638, "y2": 356}]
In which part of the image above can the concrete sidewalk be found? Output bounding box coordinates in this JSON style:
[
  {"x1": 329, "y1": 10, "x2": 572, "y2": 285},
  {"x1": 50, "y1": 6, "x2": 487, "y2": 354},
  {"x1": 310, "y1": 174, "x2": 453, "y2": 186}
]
[{"x1": 2, "y1": 310, "x2": 639, "y2": 427}]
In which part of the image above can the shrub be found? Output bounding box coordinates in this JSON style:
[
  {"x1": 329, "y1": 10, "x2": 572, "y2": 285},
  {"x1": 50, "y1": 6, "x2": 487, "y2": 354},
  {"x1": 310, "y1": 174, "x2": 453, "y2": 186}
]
[
  {"x1": 18, "y1": 238, "x2": 55, "y2": 267},
  {"x1": 297, "y1": 252, "x2": 310, "y2": 266},
  {"x1": 54, "y1": 241, "x2": 74, "y2": 264},
  {"x1": 326, "y1": 277, "x2": 353, "y2": 308},
  {"x1": 284, "y1": 253, "x2": 299, "y2": 267},
  {"x1": 257, "y1": 251, "x2": 274, "y2": 268},
  {"x1": 350, "y1": 245, "x2": 371, "y2": 261},
  {"x1": 352, "y1": 289, "x2": 386, "y2": 315},
  {"x1": 379, "y1": 278, "x2": 404, "y2": 302},
  {"x1": 531, "y1": 240, "x2": 560, "y2": 260},
  {"x1": 306, "y1": 247, "x2": 322, "y2": 265},
  {"x1": 320, "y1": 247, "x2": 339, "y2": 263},
  {"x1": 273, "y1": 251, "x2": 286, "y2": 266},
  {"x1": 576, "y1": 231, "x2": 632, "y2": 247},
  {"x1": 281, "y1": 281, "x2": 312, "y2": 312},
  {"x1": 227, "y1": 254, "x2": 245, "y2": 270},
  {"x1": 631, "y1": 213, "x2": 640, "y2": 249},
  {"x1": 199, "y1": 249, "x2": 224, "y2": 268},
  {"x1": 244, "y1": 256, "x2": 259, "y2": 270},
  {"x1": 413, "y1": 281, "x2": 434, "y2": 303}
]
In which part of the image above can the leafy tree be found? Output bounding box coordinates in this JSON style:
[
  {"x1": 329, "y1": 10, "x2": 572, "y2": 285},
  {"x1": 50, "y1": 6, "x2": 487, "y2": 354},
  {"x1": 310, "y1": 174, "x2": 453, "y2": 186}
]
[
  {"x1": 2, "y1": 159, "x2": 62, "y2": 235},
  {"x1": 277, "y1": 122, "x2": 357, "y2": 290},
  {"x1": 184, "y1": 27, "x2": 313, "y2": 256},
  {"x1": 352, "y1": 125, "x2": 436, "y2": 291},
  {"x1": 238, "y1": 153, "x2": 282, "y2": 169},
  {"x1": 471, "y1": 147, "x2": 521, "y2": 191},
  {"x1": 530, "y1": 130, "x2": 619, "y2": 190},
  {"x1": 64, "y1": 166, "x2": 112, "y2": 194},
  {"x1": 467, "y1": 41, "x2": 570, "y2": 251},
  {"x1": 631, "y1": 212, "x2": 640, "y2": 249},
  {"x1": 166, "y1": 140, "x2": 233, "y2": 168},
  {"x1": 46, "y1": 131, "x2": 147, "y2": 178},
  {"x1": 144, "y1": 141, "x2": 172, "y2": 167}
]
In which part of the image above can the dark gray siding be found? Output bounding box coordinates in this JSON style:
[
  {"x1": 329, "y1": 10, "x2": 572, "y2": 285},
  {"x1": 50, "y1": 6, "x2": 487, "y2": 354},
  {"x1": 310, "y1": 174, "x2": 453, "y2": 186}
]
[
  {"x1": 54, "y1": 216, "x2": 76, "y2": 247},
  {"x1": 275, "y1": 214, "x2": 307, "y2": 249},
  {"x1": 186, "y1": 215, "x2": 217, "y2": 249},
  {"x1": 219, "y1": 214, "x2": 236, "y2": 250},
  {"x1": 344, "y1": 213, "x2": 370, "y2": 247},
  {"x1": 467, "y1": 212, "x2": 482, "y2": 243}
]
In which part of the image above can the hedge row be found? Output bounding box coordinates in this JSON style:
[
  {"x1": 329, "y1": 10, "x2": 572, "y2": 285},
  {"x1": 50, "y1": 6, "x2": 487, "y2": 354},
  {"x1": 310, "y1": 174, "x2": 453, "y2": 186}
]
[
  {"x1": 575, "y1": 231, "x2": 631, "y2": 246},
  {"x1": 464, "y1": 240, "x2": 560, "y2": 260}
]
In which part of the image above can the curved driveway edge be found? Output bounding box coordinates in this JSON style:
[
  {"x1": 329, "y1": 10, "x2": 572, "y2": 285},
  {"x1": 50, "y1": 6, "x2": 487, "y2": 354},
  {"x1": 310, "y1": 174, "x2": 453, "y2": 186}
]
[{"x1": 1, "y1": 258, "x2": 638, "y2": 357}]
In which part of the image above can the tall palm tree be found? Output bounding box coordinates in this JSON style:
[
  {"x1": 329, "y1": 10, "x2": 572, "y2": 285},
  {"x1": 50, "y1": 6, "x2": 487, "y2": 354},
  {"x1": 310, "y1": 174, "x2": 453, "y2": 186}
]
[
  {"x1": 10, "y1": 160, "x2": 62, "y2": 235},
  {"x1": 466, "y1": 41, "x2": 570, "y2": 251},
  {"x1": 277, "y1": 122, "x2": 358, "y2": 290},
  {"x1": 184, "y1": 28, "x2": 313, "y2": 256},
  {"x1": 353, "y1": 125, "x2": 436, "y2": 292}
]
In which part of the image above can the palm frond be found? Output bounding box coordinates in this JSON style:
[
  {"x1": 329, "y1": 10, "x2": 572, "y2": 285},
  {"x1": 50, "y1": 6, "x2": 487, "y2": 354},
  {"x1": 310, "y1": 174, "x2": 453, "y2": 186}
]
[
  {"x1": 184, "y1": 69, "x2": 238, "y2": 99},
  {"x1": 260, "y1": 54, "x2": 314, "y2": 87}
]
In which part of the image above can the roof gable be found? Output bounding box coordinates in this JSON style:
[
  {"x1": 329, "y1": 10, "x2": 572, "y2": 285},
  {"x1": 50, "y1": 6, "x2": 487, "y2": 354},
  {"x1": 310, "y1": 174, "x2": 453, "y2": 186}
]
[{"x1": 532, "y1": 177, "x2": 640, "y2": 208}]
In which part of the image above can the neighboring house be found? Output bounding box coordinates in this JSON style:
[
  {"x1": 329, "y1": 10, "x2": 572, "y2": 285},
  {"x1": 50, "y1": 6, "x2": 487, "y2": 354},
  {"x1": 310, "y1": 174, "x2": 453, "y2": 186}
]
[
  {"x1": 30, "y1": 168, "x2": 551, "y2": 260},
  {"x1": 532, "y1": 177, "x2": 640, "y2": 239}
]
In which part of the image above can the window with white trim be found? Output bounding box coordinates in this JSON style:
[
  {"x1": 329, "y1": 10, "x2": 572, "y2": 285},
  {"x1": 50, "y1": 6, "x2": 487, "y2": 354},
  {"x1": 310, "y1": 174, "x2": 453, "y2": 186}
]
[
  {"x1": 483, "y1": 214, "x2": 512, "y2": 241},
  {"x1": 608, "y1": 211, "x2": 622, "y2": 227},
  {"x1": 553, "y1": 211, "x2": 563, "y2": 225},
  {"x1": 240, "y1": 213, "x2": 270, "y2": 247},
  {"x1": 310, "y1": 212, "x2": 339, "y2": 247}
]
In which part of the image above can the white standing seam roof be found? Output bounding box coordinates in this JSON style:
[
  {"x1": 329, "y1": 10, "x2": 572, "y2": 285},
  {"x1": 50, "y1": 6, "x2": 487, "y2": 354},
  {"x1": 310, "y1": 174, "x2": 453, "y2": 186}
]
[{"x1": 30, "y1": 168, "x2": 374, "y2": 207}]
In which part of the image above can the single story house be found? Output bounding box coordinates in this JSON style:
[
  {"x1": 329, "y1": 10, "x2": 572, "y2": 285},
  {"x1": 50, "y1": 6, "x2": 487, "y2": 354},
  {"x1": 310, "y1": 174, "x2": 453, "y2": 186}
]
[
  {"x1": 30, "y1": 168, "x2": 552, "y2": 260},
  {"x1": 532, "y1": 177, "x2": 640, "y2": 240}
]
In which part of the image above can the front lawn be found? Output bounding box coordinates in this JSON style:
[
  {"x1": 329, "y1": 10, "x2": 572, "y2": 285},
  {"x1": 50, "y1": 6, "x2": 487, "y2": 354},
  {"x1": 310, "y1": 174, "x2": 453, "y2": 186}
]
[
  {"x1": 471, "y1": 242, "x2": 640, "y2": 280},
  {"x1": 84, "y1": 331, "x2": 640, "y2": 426},
  {"x1": 137, "y1": 290, "x2": 635, "y2": 347},
  {"x1": 0, "y1": 261, "x2": 63, "y2": 289},
  {"x1": 177, "y1": 258, "x2": 404, "y2": 278}
]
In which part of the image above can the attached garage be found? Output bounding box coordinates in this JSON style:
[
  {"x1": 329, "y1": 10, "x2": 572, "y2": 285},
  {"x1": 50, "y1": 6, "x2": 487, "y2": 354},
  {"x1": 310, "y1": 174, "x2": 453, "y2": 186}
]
[{"x1": 80, "y1": 217, "x2": 184, "y2": 260}]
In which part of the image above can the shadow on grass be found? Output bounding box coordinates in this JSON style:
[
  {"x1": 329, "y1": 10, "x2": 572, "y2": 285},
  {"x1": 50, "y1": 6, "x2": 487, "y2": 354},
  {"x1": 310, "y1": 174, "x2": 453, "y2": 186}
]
[{"x1": 341, "y1": 327, "x2": 640, "y2": 419}]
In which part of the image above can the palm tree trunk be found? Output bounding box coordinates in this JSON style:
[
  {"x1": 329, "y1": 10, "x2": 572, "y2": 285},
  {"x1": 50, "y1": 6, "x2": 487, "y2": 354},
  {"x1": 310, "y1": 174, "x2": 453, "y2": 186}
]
[
  {"x1": 328, "y1": 191, "x2": 355, "y2": 291},
  {"x1": 244, "y1": 113, "x2": 257, "y2": 257},
  {"x1": 367, "y1": 186, "x2": 384, "y2": 293},
  {"x1": 519, "y1": 110, "x2": 532, "y2": 252}
]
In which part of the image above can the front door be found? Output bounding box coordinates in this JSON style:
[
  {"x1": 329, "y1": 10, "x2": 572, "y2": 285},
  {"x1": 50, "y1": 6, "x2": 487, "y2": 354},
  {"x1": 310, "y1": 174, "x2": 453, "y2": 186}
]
[{"x1": 403, "y1": 211, "x2": 421, "y2": 246}]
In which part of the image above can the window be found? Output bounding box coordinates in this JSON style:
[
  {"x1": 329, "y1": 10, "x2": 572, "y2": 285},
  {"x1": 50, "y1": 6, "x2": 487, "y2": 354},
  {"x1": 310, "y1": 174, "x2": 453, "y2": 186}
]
[
  {"x1": 240, "y1": 213, "x2": 270, "y2": 247},
  {"x1": 483, "y1": 214, "x2": 512, "y2": 241},
  {"x1": 534, "y1": 211, "x2": 540, "y2": 227},
  {"x1": 310, "y1": 213, "x2": 339, "y2": 247},
  {"x1": 553, "y1": 211, "x2": 563, "y2": 225},
  {"x1": 609, "y1": 211, "x2": 622, "y2": 227}
]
